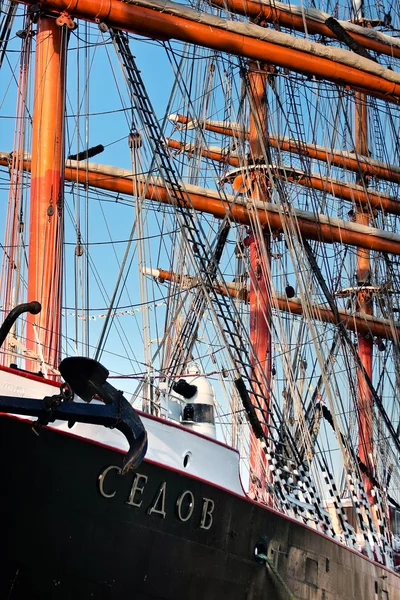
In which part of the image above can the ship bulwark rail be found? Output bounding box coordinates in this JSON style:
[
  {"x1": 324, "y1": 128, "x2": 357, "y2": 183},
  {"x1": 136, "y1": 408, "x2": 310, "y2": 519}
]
[
  {"x1": 15, "y1": 0, "x2": 400, "y2": 104},
  {"x1": 3, "y1": 153, "x2": 400, "y2": 256}
]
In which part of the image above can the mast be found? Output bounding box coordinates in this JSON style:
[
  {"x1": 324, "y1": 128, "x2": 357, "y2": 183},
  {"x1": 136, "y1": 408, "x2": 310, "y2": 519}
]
[
  {"x1": 246, "y1": 62, "x2": 271, "y2": 499},
  {"x1": 27, "y1": 15, "x2": 66, "y2": 372},
  {"x1": 351, "y1": 0, "x2": 374, "y2": 502},
  {"x1": 1, "y1": 20, "x2": 32, "y2": 364},
  {"x1": 355, "y1": 89, "x2": 374, "y2": 502}
]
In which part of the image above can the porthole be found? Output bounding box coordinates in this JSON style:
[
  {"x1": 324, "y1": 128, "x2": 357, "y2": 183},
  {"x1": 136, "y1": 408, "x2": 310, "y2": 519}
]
[{"x1": 183, "y1": 451, "x2": 192, "y2": 468}]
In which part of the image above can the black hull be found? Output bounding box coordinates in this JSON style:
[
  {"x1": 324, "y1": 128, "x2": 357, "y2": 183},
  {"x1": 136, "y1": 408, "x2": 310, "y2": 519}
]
[{"x1": 1, "y1": 415, "x2": 399, "y2": 599}]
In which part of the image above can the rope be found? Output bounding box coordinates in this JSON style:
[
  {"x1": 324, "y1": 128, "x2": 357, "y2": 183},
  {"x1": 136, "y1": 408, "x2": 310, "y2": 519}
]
[{"x1": 257, "y1": 553, "x2": 297, "y2": 600}]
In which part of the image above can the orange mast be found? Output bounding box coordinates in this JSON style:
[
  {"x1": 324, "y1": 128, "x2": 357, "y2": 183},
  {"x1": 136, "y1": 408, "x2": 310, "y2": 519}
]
[
  {"x1": 245, "y1": 63, "x2": 271, "y2": 499},
  {"x1": 355, "y1": 91, "x2": 374, "y2": 501},
  {"x1": 27, "y1": 16, "x2": 66, "y2": 372}
]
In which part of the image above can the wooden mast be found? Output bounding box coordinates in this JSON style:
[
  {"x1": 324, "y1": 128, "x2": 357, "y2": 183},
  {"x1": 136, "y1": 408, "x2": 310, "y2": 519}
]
[
  {"x1": 1, "y1": 28, "x2": 32, "y2": 364},
  {"x1": 27, "y1": 16, "x2": 66, "y2": 372},
  {"x1": 246, "y1": 62, "x2": 271, "y2": 500},
  {"x1": 355, "y1": 90, "x2": 374, "y2": 502}
]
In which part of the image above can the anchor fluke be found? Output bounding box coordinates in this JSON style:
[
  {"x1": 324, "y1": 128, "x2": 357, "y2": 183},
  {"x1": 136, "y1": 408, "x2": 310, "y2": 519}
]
[
  {"x1": 58, "y1": 356, "x2": 148, "y2": 472},
  {"x1": 0, "y1": 301, "x2": 147, "y2": 472}
]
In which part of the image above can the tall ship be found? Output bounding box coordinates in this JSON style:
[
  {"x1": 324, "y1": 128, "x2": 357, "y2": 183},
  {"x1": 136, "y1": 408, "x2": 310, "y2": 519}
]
[{"x1": 1, "y1": 0, "x2": 400, "y2": 596}]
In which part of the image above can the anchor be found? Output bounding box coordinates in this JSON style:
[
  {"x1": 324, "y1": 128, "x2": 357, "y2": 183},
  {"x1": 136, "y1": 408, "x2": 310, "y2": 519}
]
[{"x1": 0, "y1": 302, "x2": 147, "y2": 474}]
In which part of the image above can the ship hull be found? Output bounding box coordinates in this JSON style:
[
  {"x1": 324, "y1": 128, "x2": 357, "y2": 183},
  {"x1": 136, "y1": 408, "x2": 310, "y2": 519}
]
[{"x1": 1, "y1": 414, "x2": 399, "y2": 599}]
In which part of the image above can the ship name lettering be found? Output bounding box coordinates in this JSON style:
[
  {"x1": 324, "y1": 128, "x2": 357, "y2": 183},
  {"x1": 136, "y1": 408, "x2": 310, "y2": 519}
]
[
  {"x1": 148, "y1": 481, "x2": 167, "y2": 518},
  {"x1": 200, "y1": 498, "x2": 214, "y2": 530},
  {"x1": 98, "y1": 466, "x2": 214, "y2": 529},
  {"x1": 98, "y1": 465, "x2": 122, "y2": 498},
  {"x1": 176, "y1": 490, "x2": 195, "y2": 522},
  {"x1": 126, "y1": 473, "x2": 148, "y2": 507}
]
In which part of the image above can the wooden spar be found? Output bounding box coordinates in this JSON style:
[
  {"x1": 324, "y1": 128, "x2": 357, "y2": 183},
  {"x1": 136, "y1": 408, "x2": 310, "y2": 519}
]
[
  {"x1": 169, "y1": 114, "x2": 248, "y2": 138},
  {"x1": 146, "y1": 267, "x2": 400, "y2": 342},
  {"x1": 166, "y1": 138, "x2": 400, "y2": 216},
  {"x1": 168, "y1": 116, "x2": 400, "y2": 187},
  {"x1": 355, "y1": 91, "x2": 374, "y2": 501},
  {"x1": 4, "y1": 155, "x2": 400, "y2": 255},
  {"x1": 15, "y1": 0, "x2": 400, "y2": 104},
  {"x1": 246, "y1": 63, "x2": 270, "y2": 499},
  {"x1": 208, "y1": 0, "x2": 400, "y2": 60},
  {"x1": 27, "y1": 17, "x2": 65, "y2": 372}
]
